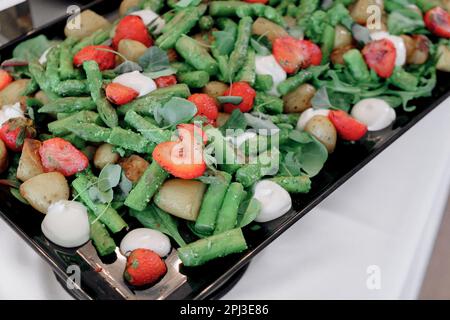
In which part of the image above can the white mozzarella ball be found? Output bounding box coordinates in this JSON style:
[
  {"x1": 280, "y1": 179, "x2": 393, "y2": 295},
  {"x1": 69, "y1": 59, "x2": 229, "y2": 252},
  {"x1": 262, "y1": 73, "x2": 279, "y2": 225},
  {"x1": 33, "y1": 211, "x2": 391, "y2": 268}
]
[
  {"x1": 120, "y1": 228, "x2": 171, "y2": 258},
  {"x1": 113, "y1": 71, "x2": 157, "y2": 97},
  {"x1": 0, "y1": 102, "x2": 25, "y2": 126},
  {"x1": 253, "y1": 180, "x2": 292, "y2": 223},
  {"x1": 41, "y1": 200, "x2": 90, "y2": 248},
  {"x1": 296, "y1": 108, "x2": 330, "y2": 131},
  {"x1": 255, "y1": 55, "x2": 287, "y2": 96},
  {"x1": 370, "y1": 31, "x2": 406, "y2": 66},
  {"x1": 130, "y1": 9, "x2": 165, "y2": 35},
  {"x1": 351, "y1": 98, "x2": 396, "y2": 131}
]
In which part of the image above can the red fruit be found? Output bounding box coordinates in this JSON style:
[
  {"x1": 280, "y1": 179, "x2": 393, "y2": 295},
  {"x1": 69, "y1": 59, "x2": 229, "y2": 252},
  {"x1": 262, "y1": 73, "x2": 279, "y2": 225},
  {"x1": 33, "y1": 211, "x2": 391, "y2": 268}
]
[
  {"x1": 273, "y1": 37, "x2": 322, "y2": 74},
  {"x1": 152, "y1": 124, "x2": 206, "y2": 179},
  {"x1": 362, "y1": 39, "x2": 396, "y2": 78},
  {"x1": 0, "y1": 118, "x2": 36, "y2": 152},
  {"x1": 106, "y1": 83, "x2": 139, "y2": 105},
  {"x1": 123, "y1": 249, "x2": 167, "y2": 287},
  {"x1": 178, "y1": 123, "x2": 208, "y2": 144},
  {"x1": 0, "y1": 70, "x2": 13, "y2": 91},
  {"x1": 188, "y1": 93, "x2": 219, "y2": 121},
  {"x1": 39, "y1": 138, "x2": 89, "y2": 177},
  {"x1": 222, "y1": 82, "x2": 256, "y2": 114},
  {"x1": 329, "y1": 110, "x2": 368, "y2": 141},
  {"x1": 425, "y1": 7, "x2": 450, "y2": 38},
  {"x1": 73, "y1": 45, "x2": 116, "y2": 71},
  {"x1": 155, "y1": 75, "x2": 177, "y2": 88},
  {"x1": 113, "y1": 15, "x2": 153, "y2": 49}
]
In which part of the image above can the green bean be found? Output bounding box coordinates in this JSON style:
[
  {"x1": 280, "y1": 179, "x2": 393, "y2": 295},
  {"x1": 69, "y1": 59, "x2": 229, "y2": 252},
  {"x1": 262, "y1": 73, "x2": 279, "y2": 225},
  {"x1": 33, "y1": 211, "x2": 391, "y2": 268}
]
[
  {"x1": 28, "y1": 61, "x2": 59, "y2": 101},
  {"x1": 214, "y1": 182, "x2": 245, "y2": 234},
  {"x1": 124, "y1": 110, "x2": 171, "y2": 144},
  {"x1": 48, "y1": 111, "x2": 100, "y2": 136},
  {"x1": 254, "y1": 74, "x2": 273, "y2": 92},
  {"x1": 124, "y1": 161, "x2": 169, "y2": 211},
  {"x1": 321, "y1": 25, "x2": 335, "y2": 64},
  {"x1": 178, "y1": 228, "x2": 248, "y2": 267},
  {"x1": 72, "y1": 174, "x2": 128, "y2": 233},
  {"x1": 205, "y1": 127, "x2": 243, "y2": 174},
  {"x1": 38, "y1": 97, "x2": 96, "y2": 114},
  {"x1": 212, "y1": 18, "x2": 237, "y2": 58},
  {"x1": 263, "y1": 5, "x2": 285, "y2": 26},
  {"x1": 297, "y1": 0, "x2": 320, "y2": 25},
  {"x1": 83, "y1": 60, "x2": 118, "y2": 128},
  {"x1": 343, "y1": 49, "x2": 370, "y2": 82},
  {"x1": 22, "y1": 78, "x2": 39, "y2": 96},
  {"x1": 277, "y1": 70, "x2": 314, "y2": 96},
  {"x1": 87, "y1": 210, "x2": 116, "y2": 256},
  {"x1": 101, "y1": 70, "x2": 117, "y2": 80},
  {"x1": 195, "y1": 171, "x2": 232, "y2": 235},
  {"x1": 235, "y1": 149, "x2": 280, "y2": 187},
  {"x1": 53, "y1": 80, "x2": 90, "y2": 97},
  {"x1": 389, "y1": 67, "x2": 419, "y2": 91},
  {"x1": 269, "y1": 176, "x2": 312, "y2": 193},
  {"x1": 235, "y1": 48, "x2": 256, "y2": 85},
  {"x1": 72, "y1": 29, "x2": 111, "y2": 54},
  {"x1": 45, "y1": 47, "x2": 61, "y2": 90},
  {"x1": 228, "y1": 16, "x2": 253, "y2": 80},
  {"x1": 209, "y1": 1, "x2": 248, "y2": 17},
  {"x1": 56, "y1": 112, "x2": 73, "y2": 120},
  {"x1": 171, "y1": 61, "x2": 195, "y2": 73},
  {"x1": 66, "y1": 123, "x2": 112, "y2": 143},
  {"x1": 216, "y1": 56, "x2": 231, "y2": 82},
  {"x1": 178, "y1": 71, "x2": 210, "y2": 88},
  {"x1": 107, "y1": 127, "x2": 154, "y2": 154},
  {"x1": 254, "y1": 91, "x2": 283, "y2": 114},
  {"x1": 175, "y1": 36, "x2": 218, "y2": 75},
  {"x1": 59, "y1": 40, "x2": 79, "y2": 80},
  {"x1": 270, "y1": 113, "x2": 300, "y2": 126},
  {"x1": 199, "y1": 15, "x2": 214, "y2": 31}
]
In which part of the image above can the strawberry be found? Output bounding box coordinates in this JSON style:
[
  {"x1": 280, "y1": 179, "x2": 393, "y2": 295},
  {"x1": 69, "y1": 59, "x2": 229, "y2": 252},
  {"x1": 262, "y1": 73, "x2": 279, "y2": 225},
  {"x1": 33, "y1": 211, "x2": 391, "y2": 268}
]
[
  {"x1": 39, "y1": 137, "x2": 89, "y2": 177},
  {"x1": 425, "y1": 7, "x2": 450, "y2": 39},
  {"x1": 152, "y1": 124, "x2": 206, "y2": 179},
  {"x1": 106, "y1": 83, "x2": 139, "y2": 105},
  {"x1": 123, "y1": 249, "x2": 167, "y2": 287},
  {"x1": 362, "y1": 39, "x2": 396, "y2": 78},
  {"x1": 112, "y1": 15, "x2": 153, "y2": 49},
  {"x1": 188, "y1": 93, "x2": 219, "y2": 121},
  {"x1": 155, "y1": 75, "x2": 177, "y2": 88},
  {"x1": 0, "y1": 118, "x2": 36, "y2": 152},
  {"x1": 222, "y1": 82, "x2": 256, "y2": 114},
  {"x1": 0, "y1": 70, "x2": 13, "y2": 91},
  {"x1": 73, "y1": 45, "x2": 116, "y2": 71},
  {"x1": 273, "y1": 37, "x2": 322, "y2": 74},
  {"x1": 328, "y1": 110, "x2": 368, "y2": 141}
]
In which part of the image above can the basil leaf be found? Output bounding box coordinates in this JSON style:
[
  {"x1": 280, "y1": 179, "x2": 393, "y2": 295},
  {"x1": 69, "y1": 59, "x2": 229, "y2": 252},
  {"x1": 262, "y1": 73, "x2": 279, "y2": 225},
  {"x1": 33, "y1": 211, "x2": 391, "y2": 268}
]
[
  {"x1": 289, "y1": 130, "x2": 313, "y2": 144},
  {"x1": 157, "y1": 97, "x2": 197, "y2": 126},
  {"x1": 13, "y1": 35, "x2": 52, "y2": 61},
  {"x1": 113, "y1": 60, "x2": 143, "y2": 74},
  {"x1": 138, "y1": 46, "x2": 171, "y2": 72},
  {"x1": 217, "y1": 96, "x2": 243, "y2": 105},
  {"x1": 98, "y1": 164, "x2": 122, "y2": 192}
]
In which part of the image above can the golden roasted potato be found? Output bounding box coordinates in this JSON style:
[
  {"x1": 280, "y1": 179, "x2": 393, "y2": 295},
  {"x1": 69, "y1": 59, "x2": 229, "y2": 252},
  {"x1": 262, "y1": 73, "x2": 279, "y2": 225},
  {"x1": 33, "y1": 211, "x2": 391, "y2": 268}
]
[
  {"x1": 351, "y1": 0, "x2": 384, "y2": 25},
  {"x1": 119, "y1": 0, "x2": 140, "y2": 16},
  {"x1": 409, "y1": 35, "x2": 430, "y2": 65},
  {"x1": 20, "y1": 172, "x2": 70, "y2": 214},
  {"x1": 331, "y1": 44, "x2": 355, "y2": 65},
  {"x1": 334, "y1": 25, "x2": 353, "y2": 49},
  {"x1": 283, "y1": 84, "x2": 316, "y2": 114},
  {"x1": 64, "y1": 10, "x2": 111, "y2": 40},
  {"x1": 216, "y1": 112, "x2": 231, "y2": 127},
  {"x1": 202, "y1": 81, "x2": 229, "y2": 100},
  {"x1": 94, "y1": 143, "x2": 120, "y2": 170},
  {"x1": 304, "y1": 115, "x2": 337, "y2": 154},
  {"x1": 154, "y1": 179, "x2": 206, "y2": 221},
  {"x1": 252, "y1": 17, "x2": 289, "y2": 42},
  {"x1": 437, "y1": 45, "x2": 450, "y2": 72},
  {"x1": 401, "y1": 35, "x2": 415, "y2": 60},
  {"x1": 17, "y1": 139, "x2": 44, "y2": 182},
  {"x1": 0, "y1": 140, "x2": 8, "y2": 174},
  {"x1": 118, "y1": 39, "x2": 148, "y2": 63},
  {"x1": 119, "y1": 155, "x2": 149, "y2": 182},
  {"x1": 0, "y1": 79, "x2": 30, "y2": 105}
]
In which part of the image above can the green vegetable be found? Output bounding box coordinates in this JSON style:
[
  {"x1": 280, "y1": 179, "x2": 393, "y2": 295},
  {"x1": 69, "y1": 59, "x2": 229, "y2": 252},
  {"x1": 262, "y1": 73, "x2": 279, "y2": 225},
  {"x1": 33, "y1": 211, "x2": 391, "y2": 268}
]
[
  {"x1": 343, "y1": 49, "x2": 370, "y2": 82},
  {"x1": 214, "y1": 182, "x2": 246, "y2": 234},
  {"x1": 53, "y1": 80, "x2": 89, "y2": 96},
  {"x1": 47, "y1": 110, "x2": 100, "y2": 136},
  {"x1": 124, "y1": 110, "x2": 171, "y2": 144},
  {"x1": 66, "y1": 123, "x2": 111, "y2": 143},
  {"x1": 175, "y1": 36, "x2": 218, "y2": 75},
  {"x1": 87, "y1": 210, "x2": 116, "y2": 256},
  {"x1": 237, "y1": 197, "x2": 262, "y2": 228},
  {"x1": 228, "y1": 16, "x2": 253, "y2": 80},
  {"x1": 177, "y1": 71, "x2": 210, "y2": 88},
  {"x1": 38, "y1": 97, "x2": 96, "y2": 114},
  {"x1": 389, "y1": 67, "x2": 419, "y2": 91},
  {"x1": 235, "y1": 48, "x2": 256, "y2": 85},
  {"x1": 154, "y1": 97, "x2": 198, "y2": 127},
  {"x1": 107, "y1": 127, "x2": 154, "y2": 154},
  {"x1": 13, "y1": 35, "x2": 52, "y2": 61},
  {"x1": 254, "y1": 74, "x2": 273, "y2": 92},
  {"x1": 270, "y1": 175, "x2": 312, "y2": 193}
]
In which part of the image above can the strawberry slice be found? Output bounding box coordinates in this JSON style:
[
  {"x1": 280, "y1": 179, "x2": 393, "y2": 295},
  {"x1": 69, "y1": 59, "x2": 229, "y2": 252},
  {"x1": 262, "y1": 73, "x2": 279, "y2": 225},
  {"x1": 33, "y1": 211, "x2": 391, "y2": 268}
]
[
  {"x1": 0, "y1": 70, "x2": 13, "y2": 91},
  {"x1": 329, "y1": 110, "x2": 368, "y2": 141},
  {"x1": 106, "y1": 83, "x2": 139, "y2": 105},
  {"x1": 152, "y1": 124, "x2": 206, "y2": 179},
  {"x1": 0, "y1": 118, "x2": 36, "y2": 152},
  {"x1": 155, "y1": 75, "x2": 177, "y2": 88},
  {"x1": 39, "y1": 137, "x2": 89, "y2": 177},
  {"x1": 73, "y1": 45, "x2": 116, "y2": 71},
  {"x1": 425, "y1": 7, "x2": 450, "y2": 38},
  {"x1": 188, "y1": 93, "x2": 219, "y2": 122},
  {"x1": 273, "y1": 37, "x2": 322, "y2": 74},
  {"x1": 113, "y1": 15, "x2": 153, "y2": 49},
  {"x1": 362, "y1": 39, "x2": 396, "y2": 78},
  {"x1": 222, "y1": 82, "x2": 256, "y2": 114},
  {"x1": 178, "y1": 123, "x2": 208, "y2": 145}
]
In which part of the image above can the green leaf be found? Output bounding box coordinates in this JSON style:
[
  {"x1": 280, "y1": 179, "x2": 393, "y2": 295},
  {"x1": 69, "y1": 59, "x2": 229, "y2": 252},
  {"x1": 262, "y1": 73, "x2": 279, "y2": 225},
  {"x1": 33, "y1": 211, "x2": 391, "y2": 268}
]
[
  {"x1": 212, "y1": 30, "x2": 236, "y2": 56},
  {"x1": 311, "y1": 87, "x2": 333, "y2": 109},
  {"x1": 217, "y1": 96, "x2": 243, "y2": 105},
  {"x1": 156, "y1": 97, "x2": 198, "y2": 126},
  {"x1": 10, "y1": 188, "x2": 29, "y2": 205},
  {"x1": 138, "y1": 46, "x2": 171, "y2": 73},
  {"x1": 244, "y1": 113, "x2": 280, "y2": 132},
  {"x1": 237, "y1": 197, "x2": 262, "y2": 228},
  {"x1": 387, "y1": 9, "x2": 427, "y2": 35},
  {"x1": 144, "y1": 67, "x2": 177, "y2": 79},
  {"x1": 250, "y1": 38, "x2": 271, "y2": 56},
  {"x1": 289, "y1": 130, "x2": 313, "y2": 144},
  {"x1": 119, "y1": 172, "x2": 133, "y2": 196},
  {"x1": 220, "y1": 109, "x2": 247, "y2": 134},
  {"x1": 297, "y1": 134, "x2": 328, "y2": 177},
  {"x1": 88, "y1": 186, "x2": 114, "y2": 204},
  {"x1": 98, "y1": 164, "x2": 122, "y2": 192},
  {"x1": 130, "y1": 204, "x2": 187, "y2": 247},
  {"x1": 113, "y1": 60, "x2": 143, "y2": 74},
  {"x1": 13, "y1": 35, "x2": 52, "y2": 61},
  {"x1": 175, "y1": 0, "x2": 202, "y2": 8}
]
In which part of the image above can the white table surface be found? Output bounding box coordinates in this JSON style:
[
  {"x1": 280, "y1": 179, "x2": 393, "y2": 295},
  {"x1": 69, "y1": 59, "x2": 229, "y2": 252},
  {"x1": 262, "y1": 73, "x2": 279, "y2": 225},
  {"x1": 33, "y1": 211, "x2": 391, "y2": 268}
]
[{"x1": 2, "y1": 97, "x2": 450, "y2": 300}]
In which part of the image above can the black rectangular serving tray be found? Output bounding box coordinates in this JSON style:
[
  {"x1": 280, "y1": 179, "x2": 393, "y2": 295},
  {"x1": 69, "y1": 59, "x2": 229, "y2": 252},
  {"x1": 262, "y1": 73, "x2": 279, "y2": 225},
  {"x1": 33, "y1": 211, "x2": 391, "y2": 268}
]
[{"x1": 1, "y1": 0, "x2": 450, "y2": 300}]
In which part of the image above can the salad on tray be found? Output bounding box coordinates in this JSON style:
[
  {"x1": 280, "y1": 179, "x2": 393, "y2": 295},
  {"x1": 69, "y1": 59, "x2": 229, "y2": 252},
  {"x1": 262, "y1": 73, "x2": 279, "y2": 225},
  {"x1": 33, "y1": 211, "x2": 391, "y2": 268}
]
[{"x1": 1, "y1": 0, "x2": 450, "y2": 288}]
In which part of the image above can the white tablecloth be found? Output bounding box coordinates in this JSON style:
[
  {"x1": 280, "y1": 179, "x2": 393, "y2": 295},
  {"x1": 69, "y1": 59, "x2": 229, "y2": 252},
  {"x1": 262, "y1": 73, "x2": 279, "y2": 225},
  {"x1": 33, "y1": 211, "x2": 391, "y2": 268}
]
[{"x1": 2, "y1": 98, "x2": 450, "y2": 300}]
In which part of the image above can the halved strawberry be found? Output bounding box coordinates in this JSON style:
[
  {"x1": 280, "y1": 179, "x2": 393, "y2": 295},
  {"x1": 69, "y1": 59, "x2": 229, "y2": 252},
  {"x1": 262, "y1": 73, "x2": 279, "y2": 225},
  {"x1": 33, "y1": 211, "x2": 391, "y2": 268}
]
[
  {"x1": 106, "y1": 83, "x2": 139, "y2": 105},
  {"x1": 73, "y1": 45, "x2": 116, "y2": 71},
  {"x1": 425, "y1": 7, "x2": 450, "y2": 38},
  {"x1": 155, "y1": 75, "x2": 177, "y2": 88},
  {"x1": 362, "y1": 39, "x2": 396, "y2": 78},
  {"x1": 329, "y1": 110, "x2": 368, "y2": 141},
  {"x1": 124, "y1": 249, "x2": 167, "y2": 287},
  {"x1": 188, "y1": 93, "x2": 219, "y2": 122},
  {"x1": 112, "y1": 15, "x2": 153, "y2": 49},
  {"x1": 222, "y1": 82, "x2": 256, "y2": 114},
  {"x1": 39, "y1": 137, "x2": 89, "y2": 177},
  {"x1": 0, "y1": 70, "x2": 13, "y2": 91},
  {"x1": 273, "y1": 37, "x2": 322, "y2": 74},
  {"x1": 178, "y1": 123, "x2": 208, "y2": 145},
  {"x1": 0, "y1": 118, "x2": 36, "y2": 152}
]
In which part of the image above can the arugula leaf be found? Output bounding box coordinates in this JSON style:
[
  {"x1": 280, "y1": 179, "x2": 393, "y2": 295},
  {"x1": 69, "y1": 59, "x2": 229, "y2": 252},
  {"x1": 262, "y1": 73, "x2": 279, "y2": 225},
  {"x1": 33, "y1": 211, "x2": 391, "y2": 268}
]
[
  {"x1": 138, "y1": 46, "x2": 171, "y2": 73},
  {"x1": 155, "y1": 97, "x2": 197, "y2": 126},
  {"x1": 13, "y1": 35, "x2": 52, "y2": 61},
  {"x1": 113, "y1": 60, "x2": 143, "y2": 74},
  {"x1": 130, "y1": 204, "x2": 186, "y2": 247}
]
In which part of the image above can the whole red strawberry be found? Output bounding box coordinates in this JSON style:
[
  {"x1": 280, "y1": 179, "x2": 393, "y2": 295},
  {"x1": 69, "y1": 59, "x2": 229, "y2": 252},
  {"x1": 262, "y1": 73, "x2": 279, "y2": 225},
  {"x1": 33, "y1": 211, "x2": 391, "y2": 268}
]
[
  {"x1": 73, "y1": 45, "x2": 116, "y2": 71},
  {"x1": 113, "y1": 16, "x2": 153, "y2": 49},
  {"x1": 222, "y1": 82, "x2": 256, "y2": 114},
  {"x1": 0, "y1": 118, "x2": 36, "y2": 152},
  {"x1": 123, "y1": 249, "x2": 167, "y2": 287}
]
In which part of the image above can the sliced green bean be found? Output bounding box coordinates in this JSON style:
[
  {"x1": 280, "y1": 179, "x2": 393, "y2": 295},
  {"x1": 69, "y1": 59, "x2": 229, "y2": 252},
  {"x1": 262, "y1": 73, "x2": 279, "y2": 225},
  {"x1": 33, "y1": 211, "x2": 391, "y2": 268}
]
[
  {"x1": 269, "y1": 175, "x2": 312, "y2": 193},
  {"x1": 66, "y1": 122, "x2": 112, "y2": 143},
  {"x1": 124, "y1": 110, "x2": 171, "y2": 144},
  {"x1": 228, "y1": 16, "x2": 253, "y2": 80},
  {"x1": 107, "y1": 127, "x2": 154, "y2": 153},
  {"x1": 87, "y1": 210, "x2": 116, "y2": 256},
  {"x1": 214, "y1": 182, "x2": 246, "y2": 234},
  {"x1": 39, "y1": 97, "x2": 96, "y2": 114},
  {"x1": 177, "y1": 71, "x2": 210, "y2": 88}
]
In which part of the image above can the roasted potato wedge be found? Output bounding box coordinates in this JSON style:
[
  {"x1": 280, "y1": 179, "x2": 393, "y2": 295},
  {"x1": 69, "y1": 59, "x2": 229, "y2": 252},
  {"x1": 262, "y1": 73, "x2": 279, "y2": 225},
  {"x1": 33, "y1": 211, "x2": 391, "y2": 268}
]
[
  {"x1": 0, "y1": 79, "x2": 30, "y2": 106},
  {"x1": 304, "y1": 115, "x2": 337, "y2": 154},
  {"x1": 334, "y1": 25, "x2": 353, "y2": 49},
  {"x1": 283, "y1": 84, "x2": 316, "y2": 114},
  {"x1": 94, "y1": 143, "x2": 120, "y2": 170},
  {"x1": 118, "y1": 39, "x2": 148, "y2": 63},
  {"x1": 252, "y1": 17, "x2": 288, "y2": 42},
  {"x1": 17, "y1": 139, "x2": 44, "y2": 182},
  {"x1": 202, "y1": 81, "x2": 229, "y2": 100},
  {"x1": 437, "y1": 45, "x2": 450, "y2": 72}
]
